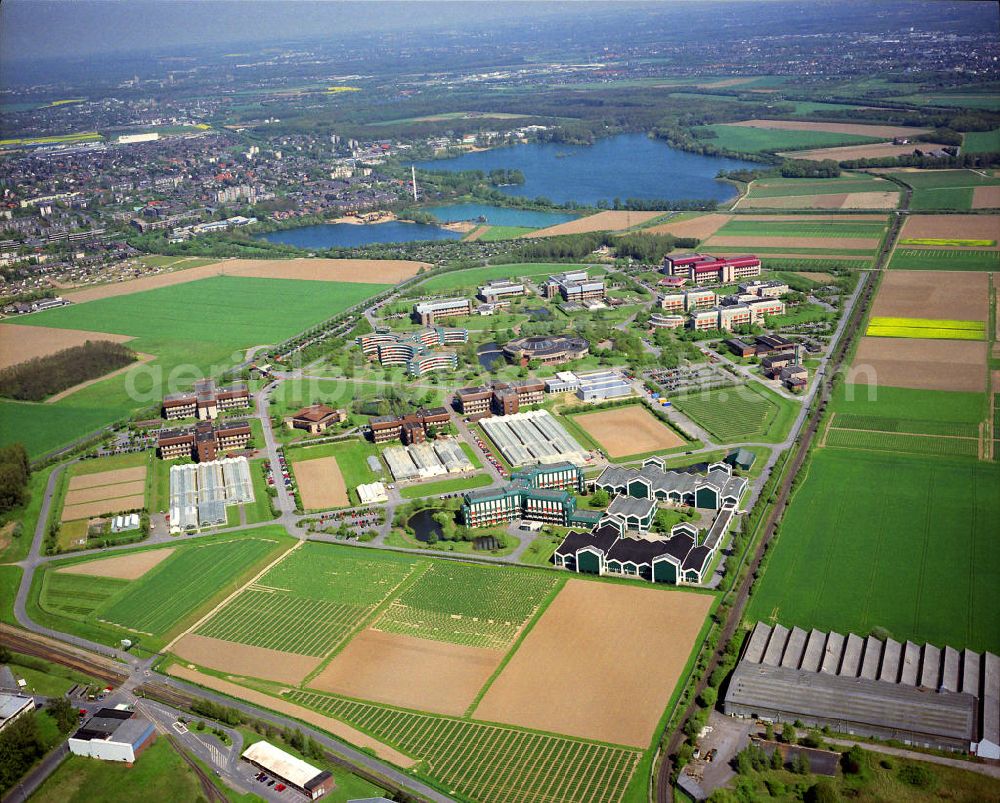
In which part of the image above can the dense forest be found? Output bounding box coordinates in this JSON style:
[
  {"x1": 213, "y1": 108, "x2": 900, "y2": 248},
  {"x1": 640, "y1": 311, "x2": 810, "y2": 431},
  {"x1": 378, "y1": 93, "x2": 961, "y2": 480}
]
[
  {"x1": 0, "y1": 340, "x2": 136, "y2": 402},
  {"x1": 0, "y1": 442, "x2": 30, "y2": 514}
]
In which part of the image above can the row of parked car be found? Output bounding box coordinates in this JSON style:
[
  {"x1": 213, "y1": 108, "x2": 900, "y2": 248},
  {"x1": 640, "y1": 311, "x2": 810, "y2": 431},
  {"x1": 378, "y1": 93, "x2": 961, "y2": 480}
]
[
  {"x1": 469, "y1": 431, "x2": 508, "y2": 478},
  {"x1": 254, "y1": 771, "x2": 287, "y2": 792},
  {"x1": 266, "y1": 451, "x2": 295, "y2": 493}
]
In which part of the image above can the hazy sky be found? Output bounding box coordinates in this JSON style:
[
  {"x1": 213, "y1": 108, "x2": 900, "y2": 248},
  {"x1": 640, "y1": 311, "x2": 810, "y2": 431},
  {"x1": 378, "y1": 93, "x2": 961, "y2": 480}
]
[{"x1": 0, "y1": 0, "x2": 583, "y2": 63}]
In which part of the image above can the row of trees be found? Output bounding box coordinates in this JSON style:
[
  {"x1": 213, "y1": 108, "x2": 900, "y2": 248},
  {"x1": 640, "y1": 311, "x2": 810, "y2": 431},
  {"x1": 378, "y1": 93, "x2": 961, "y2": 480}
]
[
  {"x1": 0, "y1": 340, "x2": 136, "y2": 402},
  {"x1": 0, "y1": 443, "x2": 30, "y2": 514}
]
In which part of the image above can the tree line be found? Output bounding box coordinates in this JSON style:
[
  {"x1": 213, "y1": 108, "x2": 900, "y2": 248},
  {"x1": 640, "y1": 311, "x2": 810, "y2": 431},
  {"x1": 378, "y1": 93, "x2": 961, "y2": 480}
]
[
  {"x1": 0, "y1": 442, "x2": 30, "y2": 514},
  {"x1": 0, "y1": 340, "x2": 136, "y2": 402}
]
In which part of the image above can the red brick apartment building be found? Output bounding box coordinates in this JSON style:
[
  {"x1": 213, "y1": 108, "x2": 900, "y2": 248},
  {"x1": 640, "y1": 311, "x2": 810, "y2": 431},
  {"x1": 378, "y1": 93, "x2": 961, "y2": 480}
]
[
  {"x1": 162, "y1": 379, "x2": 251, "y2": 420},
  {"x1": 157, "y1": 420, "x2": 252, "y2": 461},
  {"x1": 368, "y1": 407, "x2": 451, "y2": 444},
  {"x1": 455, "y1": 379, "x2": 546, "y2": 417}
]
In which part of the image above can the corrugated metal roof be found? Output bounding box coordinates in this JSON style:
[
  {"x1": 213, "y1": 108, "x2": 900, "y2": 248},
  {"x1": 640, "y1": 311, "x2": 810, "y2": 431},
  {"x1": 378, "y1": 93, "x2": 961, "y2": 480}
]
[
  {"x1": 880, "y1": 639, "x2": 902, "y2": 683},
  {"x1": 781, "y1": 627, "x2": 807, "y2": 669},
  {"x1": 762, "y1": 624, "x2": 789, "y2": 667}
]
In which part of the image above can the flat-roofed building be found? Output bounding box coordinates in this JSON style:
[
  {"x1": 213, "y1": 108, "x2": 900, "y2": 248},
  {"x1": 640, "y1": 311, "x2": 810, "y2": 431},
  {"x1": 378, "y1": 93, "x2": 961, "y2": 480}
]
[
  {"x1": 157, "y1": 420, "x2": 251, "y2": 461},
  {"x1": 162, "y1": 379, "x2": 250, "y2": 421},
  {"x1": 461, "y1": 462, "x2": 597, "y2": 528},
  {"x1": 413, "y1": 297, "x2": 472, "y2": 325},
  {"x1": 242, "y1": 741, "x2": 335, "y2": 800},
  {"x1": 0, "y1": 693, "x2": 34, "y2": 734},
  {"x1": 650, "y1": 313, "x2": 686, "y2": 329},
  {"x1": 740, "y1": 279, "x2": 789, "y2": 298},
  {"x1": 663, "y1": 254, "x2": 762, "y2": 284},
  {"x1": 69, "y1": 708, "x2": 155, "y2": 763},
  {"x1": 725, "y1": 623, "x2": 1000, "y2": 758},
  {"x1": 683, "y1": 289, "x2": 718, "y2": 310},
  {"x1": 544, "y1": 270, "x2": 605, "y2": 302},
  {"x1": 659, "y1": 293, "x2": 686, "y2": 312},
  {"x1": 478, "y1": 279, "x2": 526, "y2": 302}
]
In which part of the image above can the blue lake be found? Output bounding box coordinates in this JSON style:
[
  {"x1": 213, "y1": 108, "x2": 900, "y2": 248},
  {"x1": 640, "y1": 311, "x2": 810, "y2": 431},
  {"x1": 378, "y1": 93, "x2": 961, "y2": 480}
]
[
  {"x1": 257, "y1": 220, "x2": 463, "y2": 249},
  {"x1": 411, "y1": 133, "x2": 759, "y2": 206},
  {"x1": 427, "y1": 203, "x2": 577, "y2": 228}
]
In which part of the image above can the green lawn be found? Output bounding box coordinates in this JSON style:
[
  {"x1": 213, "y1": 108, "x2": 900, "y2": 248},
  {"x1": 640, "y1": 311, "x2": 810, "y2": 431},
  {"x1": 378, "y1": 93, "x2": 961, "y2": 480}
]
[
  {"x1": 696, "y1": 124, "x2": 882, "y2": 154},
  {"x1": 888, "y1": 248, "x2": 999, "y2": 271},
  {"x1": 31, "y1": 736, "x2": 218, "y2": 803},
  {"x1": 6, "y1": 652, "x2": 103, "y2": 696},
  {"x1": 399, "y1": 472, "x2": 493, "y2": 499},
  {"x1": 746, "y1": 448, "x2": 999, "y2": 653},
  {"x1": 476, "y1": 226, "x2": 536, "y2": 241},
  {"x1": 747, "y1": 175, "x2": 893, "y2": 198},
  {"x1": 670, "y1": 383, "x2": 797, "y2": 444},
  {"x1": 0, "y1": 565, "x2": 22, "y2": 626},
  {"x1": 962, "y1": 129, "x2": 1000, "y2": 154},
  {"x1": 0, "y1": 465, "x2": 55, "y2": 563},
  {"x1": 1, "y1": 275, "x2": 388, "y2": 457}
]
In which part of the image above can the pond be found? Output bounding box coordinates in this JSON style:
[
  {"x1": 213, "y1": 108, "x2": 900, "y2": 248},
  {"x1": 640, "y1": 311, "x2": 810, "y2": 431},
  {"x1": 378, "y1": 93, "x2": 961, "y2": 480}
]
[
  {"x1": 408, "y1": 508, "x2": 446, "y2": 542},
  {"x1": 525, "y1": 307, "x2": 552, "y2": 321},
  {"x1": 426, "y1": 203, "x2": 578, "y2": 228},
  {"x1": 256, "y1": 220, "x2": 463, "y2": 249},
  {"x1": 477, "y1": 342, "x2": 505, "y2": 371},
  {"x1": 411, "y1": 133, "x2": 759, "y2": 206}
]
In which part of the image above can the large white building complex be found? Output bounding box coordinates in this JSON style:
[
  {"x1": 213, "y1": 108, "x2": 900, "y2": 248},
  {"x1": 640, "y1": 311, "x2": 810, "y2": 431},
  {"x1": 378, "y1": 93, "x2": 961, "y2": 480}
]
[
  {"x1": 480, "y1": 410, "x2": 590, "y2": 466},
  {"x1": 169, "y1": 456, "x2": 254, "y2": 532}
]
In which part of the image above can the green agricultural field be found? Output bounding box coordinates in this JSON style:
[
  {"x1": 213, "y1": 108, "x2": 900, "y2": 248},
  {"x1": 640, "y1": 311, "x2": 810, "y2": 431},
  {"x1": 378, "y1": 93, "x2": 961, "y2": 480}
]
[
  {"x1": 98, "y1": 534, "x2": 285, "y2": 637},
  {"x1": 288, "y1": 689, "x2": 641, "y2": 803},
  {"x1": 195, "y1": 544, "x2": 416, "y2": 655},
  {"x1": 39, "y1": 572, "x2": 128, "y2": 620},
  {"x1": 746, "y1": 175, "x2": 893, "y2": 198},
  {"x1": 398, "y1": 472, "x2": 493, "y2": 499},
  {"x1": 417, "y1": 262, "x2": 595, "y2": 293},
  {"x1": 909, "y1": 188, "x2": 975, "y2": 211},
  {"x1": 760, "y1": 257, "x2": 873, "y2": 271},
  {"x1": 695, "y1": 124, "x2": 881, "y2": 154},
  {"x1": 670, "y1": 384, "x2": 796, "y2": 444},
  {"x1": 476, "y1": 225, "x2": 536, "y2": 241},
  {"x1": 375, "y1": 560, "x2": 561, "y2": 649},
  {"x1": 888, "y1": 248, "x2": 1000, "y2": 272},
  {"x1": 746, "y1": 449, "x2": 1000, "y2": 653},
  {"x1": 1, "y1": 275, "x2": 388, "y2": 457},
  {"x1": 866, "y1": 316, "x2": 985, "y2": 341},
  {"x1": 962, "y1": 129, "x2": 1000, "y2": 154},
  {"x1": 889, "y1": 169, "x2": 1000, "y2": 189},
  {"x1": 831, "y1": 384, "x2": 986, "y2": 424},
  {"x1": 894, "y1": 93, "x2": 1000, "y2": 110},
  {"x1": 713, "y1": 219, "x2": 887, "y2": 239}
]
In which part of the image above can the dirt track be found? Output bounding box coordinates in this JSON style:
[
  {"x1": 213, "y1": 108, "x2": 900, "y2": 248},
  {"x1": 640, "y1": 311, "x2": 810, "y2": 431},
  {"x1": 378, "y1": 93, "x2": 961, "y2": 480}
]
[
  {"x1": 167, "y1": 664, "x2": 416, "y2": 767},
  {"x1": 574, "y1": 406, "x2": 684, "y2": 457},
  {"x1": 62, "y1": 258, "x2": 429, "y2": 303},
  {"x1": 474, "y1": 579, "x2": 713, "y2": 747},
  {"x1": 0, "y1": 324, "x2": 134, "y2": 371},
  {"x1": 525, "y1": 210, "x2": 664, "y2": 238},
  {"x1": 729, "y1": 119, "x2": 927, "y2": 139},
  {"x1": 871, "y1": 270, "x2": 988, "y2": 321},
  {"x1": 311, "y1": 629, "x2": 503, "y2": 716},
  {"x1": 172, "y1": 633, "x2": 320, "y2": 685},
  {"x1": 849, "y1": 337, "x2": 986, "y2": 392},
  {"x1": 294, "y1": 456, "x2": 349, "y2": 509},
  {"x1": 900, "y1": 215, "x2": 999, "y2": 241},
  {"x1": 58, "y1": 548, "x2": 174, "y2": 580}
]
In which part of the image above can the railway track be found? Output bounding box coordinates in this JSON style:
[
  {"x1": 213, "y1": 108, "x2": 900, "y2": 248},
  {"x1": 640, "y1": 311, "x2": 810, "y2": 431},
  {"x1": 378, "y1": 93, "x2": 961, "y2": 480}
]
[
  {"x1": 0, "y1": 626, "x2": 128, "y2": 686},
  {"x1": 654, "y1": 263, "x2": 882, "y2": 802},
  {"x1": 166, "y1": 733, "x2": 229, "y2": 803}
]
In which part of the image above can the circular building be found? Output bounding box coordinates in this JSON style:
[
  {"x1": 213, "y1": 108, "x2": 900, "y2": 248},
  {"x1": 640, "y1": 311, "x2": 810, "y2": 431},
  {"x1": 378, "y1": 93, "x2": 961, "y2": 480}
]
[{"x1": 503, "y1": 335, "x2": 590, "y2": 365}]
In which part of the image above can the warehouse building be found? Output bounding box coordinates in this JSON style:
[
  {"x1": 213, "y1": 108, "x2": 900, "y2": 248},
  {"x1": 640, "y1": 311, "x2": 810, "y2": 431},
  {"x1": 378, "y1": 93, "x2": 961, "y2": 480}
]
[
  {"x1": 368, "y1": 407, "x2": 451, "y2": 444},
  {"x1": 663, "y1": 254, "x2": 762, "y2": 284},
  {"x1": 157, "y1": 419, "x2": 251, "y2": 461},
  {"x1": 357, "y1": 482, "x2": 388, "y2": 505},
  {"x1": 543, "y1": 371, "x2": 581, "y2": 394},
  {"x1": 69, "y1": 708, "x2": 155, "y2": 764},
  {"x1": 242, "y1": 741, "x2": 335, "y2": 800},
  {"x1": 168, "y1": 456, "x2": 254, "y2": 532},
  {"x1": 478, "y1": 279, "x2": 526, "y2": 302},
  {"x1": 595, "y1": 458, "x2": 747, "y2": 510},
  {"x1": 162, "y1": 379, "x2": 251, "y2": 421},
  {"x1": 725, "y1": 622, "x2": 1000, "y2": 758},
  {"x1": 553, "y1": 517, "x2": 717, "y2": 585},
  {"x1": 383, "y1": 438, "x2": 474, "y2": 481},
  {"x1": 461, "y1": 462, "x2": 600, "y2": 528},
  {"x1": 454, "y1": 379, "x2": 546, "y2": 417},
  {"x1": 575, "y1": 369, "x2": 633, "y2": 402},
  {"x1": 284, "y1": 404, "x2": 347, "y2": 434},
  {"x1": 543, "y1": 269, "x2": 606, "y2": 302},
  {"x1": 413, "y1": 297, "x2": 473, "y2": 325},
  {"x1": 479, "y1": 410, "x2": 589, "y2": 466}
]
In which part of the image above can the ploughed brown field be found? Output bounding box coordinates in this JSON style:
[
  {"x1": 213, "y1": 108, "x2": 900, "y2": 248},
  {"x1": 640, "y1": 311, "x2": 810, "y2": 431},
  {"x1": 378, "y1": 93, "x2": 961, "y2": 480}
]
[
  {"x1": 62, "y1": 258, "x2": 429, "y2": 303},
  {"x1": 61, "y1": 494, "x2": 145, "y2": 523},
  {"x1": 172, "y1": 633, "x2": 320, "y2": 685},
  {"x1": 871, "y1": 270, "x2": 988, "y2": 322},
  {"x1": 643, "y1": 213, "x2": 730, "y2": 239},
  {"x1": 728, "y1": 119, "x2": 928, "y2": 139},
  {"x1": 64, "y1": 480, "x2": 145, "y2": 506},
  {"x1": 900, "y1": 214, "x2": 1000, "y2": 242},
  {"x1": 0, "y1": 324, "x2": 134, "y2": 371},
  {"x1": 473, "y1": 579, "x2": 713, "y2": 747},
  {"x1": 849, "y1": 337, "x2": 986, "y2": 393},
  {"x1": 739, "y1": 192, "x2": 898, "y2": 210},
  {"x1": 573, "y1": 406, "x2": 684, "y2": 458},
  {"x1": 778, "y1": 141, "x2": 951, "y2": 163},
  {"x1": 167, "y1": 664, "x2": 415, "y2": 767},
  {"x1": 971, "y1": 187, "x2": 1000, "y2": 210},
  {"x1": 524, "y1": 210, "x2": 664, "y2": 238},
  {"x1": 293, "y1": 456, "x2": 349, "y2": 509},
  {"x1": 61, "y1": 465, "x2": 148, "y2": 523},
  {"x1": 310, "y1": 629, "x2": 503, "y2": 717},
  {"x1": 57, "y1": 547, "x2": 174, "y2": 581},
  {"x1": 68, "y1": 466, "x2": 147, "y2": 490}
]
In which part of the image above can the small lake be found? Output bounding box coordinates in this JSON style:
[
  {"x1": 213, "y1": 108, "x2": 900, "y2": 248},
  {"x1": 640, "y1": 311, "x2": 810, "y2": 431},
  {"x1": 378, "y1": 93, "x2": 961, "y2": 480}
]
[
  {"x1": 256, "y1": 220, "x2": 462, "y2": 249},
  {"x1": 525, "y1": 308, "x2": 552, "y2": 321},
  {"x1": 427, "y1": 203, "x2": 577, "y2": 228},
  {"x1": 408, "y1": 509, "x2": 446, "y2": 542},
  {"x1": 411, "y1": 133, "x2": 759, "y2": 206},
  {"x1": 477, "y1": 342, "x2": 505, "y2": 371}
]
